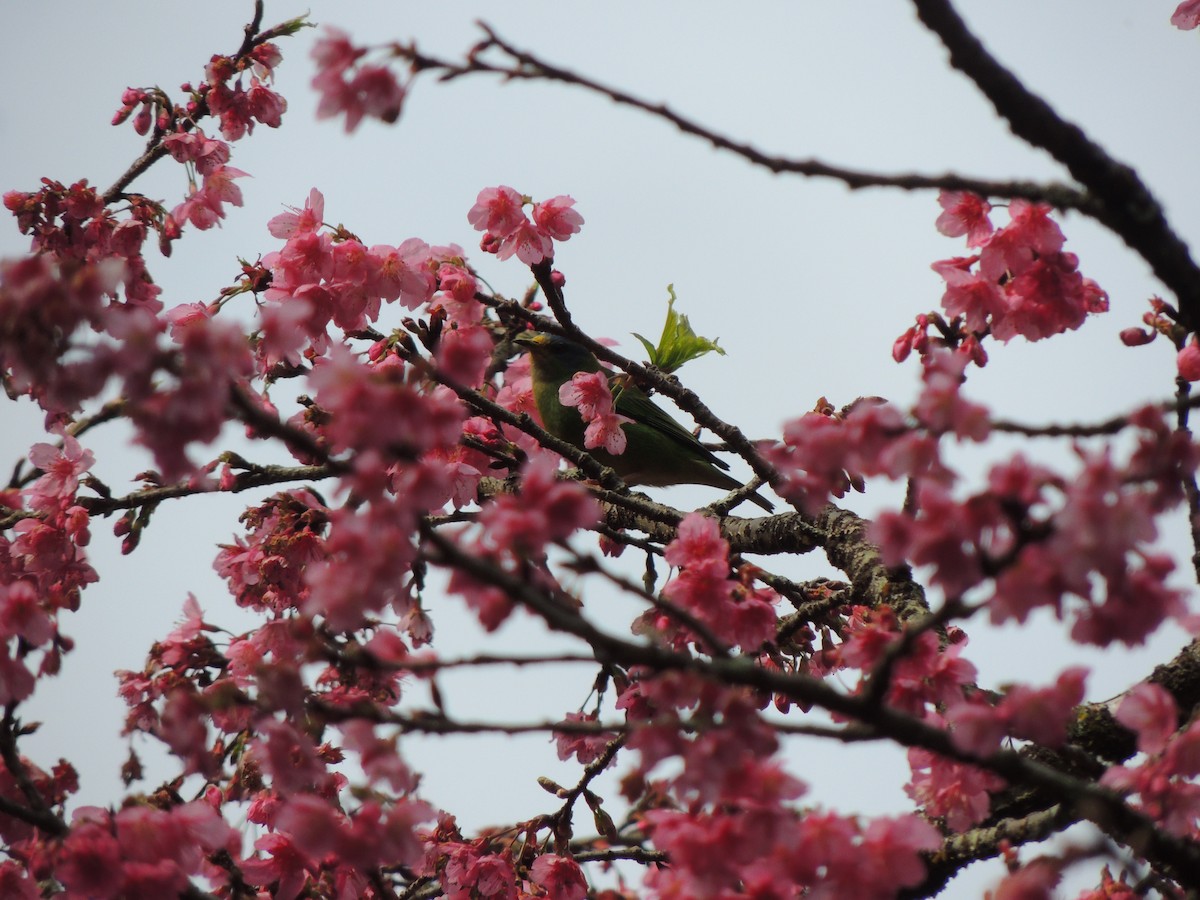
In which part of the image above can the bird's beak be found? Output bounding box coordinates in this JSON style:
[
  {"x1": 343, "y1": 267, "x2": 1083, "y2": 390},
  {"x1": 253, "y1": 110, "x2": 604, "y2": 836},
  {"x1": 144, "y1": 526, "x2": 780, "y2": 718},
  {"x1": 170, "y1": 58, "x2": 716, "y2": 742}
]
[{"x1": 513, "y1": 331, "x2": 549, "y2": 349}]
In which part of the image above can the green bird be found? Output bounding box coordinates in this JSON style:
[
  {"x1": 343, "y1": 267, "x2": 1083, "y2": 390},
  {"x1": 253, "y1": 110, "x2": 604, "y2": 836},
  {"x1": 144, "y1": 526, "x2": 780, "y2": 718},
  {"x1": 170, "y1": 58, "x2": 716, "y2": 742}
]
[{"x1": 514, "y1": 331, "x2": 774, "y2": 512}]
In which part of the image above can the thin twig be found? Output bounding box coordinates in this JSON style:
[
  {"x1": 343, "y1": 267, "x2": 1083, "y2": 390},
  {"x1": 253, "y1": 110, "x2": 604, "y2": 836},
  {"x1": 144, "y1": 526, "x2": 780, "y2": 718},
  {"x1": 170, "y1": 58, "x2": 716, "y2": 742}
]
[
  {"x1": 400, "y1": 25, "x2": 1095, "y2": 214},
  {"x1": 0, "y1": 711, "x2": 67, "y2": 837}
]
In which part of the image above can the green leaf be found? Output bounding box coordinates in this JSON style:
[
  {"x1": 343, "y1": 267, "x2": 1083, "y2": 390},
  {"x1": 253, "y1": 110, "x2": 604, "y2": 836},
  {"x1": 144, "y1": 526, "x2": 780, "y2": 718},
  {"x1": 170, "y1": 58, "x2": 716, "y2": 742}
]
[
  {"x1": 267, "y1": 15, "x2": 314, "y2": 38},
  {"x1": 632, "y1": 285, "x2": 725, "y2": 374}
]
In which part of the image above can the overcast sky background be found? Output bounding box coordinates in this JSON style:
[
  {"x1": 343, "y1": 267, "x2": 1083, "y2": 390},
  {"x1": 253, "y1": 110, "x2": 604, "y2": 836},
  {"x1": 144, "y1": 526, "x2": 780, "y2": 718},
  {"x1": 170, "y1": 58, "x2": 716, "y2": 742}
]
[{"x1": 3, "y1": 3, "x2": 1199, "y2": 896}]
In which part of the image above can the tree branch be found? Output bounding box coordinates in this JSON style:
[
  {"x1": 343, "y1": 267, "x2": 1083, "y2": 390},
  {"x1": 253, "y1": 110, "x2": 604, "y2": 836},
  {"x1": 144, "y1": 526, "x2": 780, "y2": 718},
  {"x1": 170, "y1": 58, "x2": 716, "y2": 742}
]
[
  {"x1": 420, "y1": 522, "x2": 1200, "y2": 884},
  {"x1": 910, "y1": 0, "x2": 1200, "y2": 329},
  {"x1": 399, "y1": 25, "x2": 1096, "y2": 213}
]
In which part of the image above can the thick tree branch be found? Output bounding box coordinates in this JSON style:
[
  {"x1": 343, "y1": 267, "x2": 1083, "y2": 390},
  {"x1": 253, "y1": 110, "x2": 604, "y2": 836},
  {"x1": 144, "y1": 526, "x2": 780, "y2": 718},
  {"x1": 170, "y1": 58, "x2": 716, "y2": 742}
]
[
  {"x1": 910, "y1": 0, "x2": 1200, "y2": 328},
  {"x1": 903, "y1": 805, "x2": 1073, "y2": 899}
]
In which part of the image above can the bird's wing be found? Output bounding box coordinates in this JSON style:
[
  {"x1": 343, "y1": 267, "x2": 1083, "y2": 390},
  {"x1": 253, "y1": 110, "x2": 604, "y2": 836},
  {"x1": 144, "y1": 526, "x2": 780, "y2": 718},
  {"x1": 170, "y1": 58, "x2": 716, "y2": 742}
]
[{"x1": 613, "y1": 382, "x2": 731, "y2": 472}]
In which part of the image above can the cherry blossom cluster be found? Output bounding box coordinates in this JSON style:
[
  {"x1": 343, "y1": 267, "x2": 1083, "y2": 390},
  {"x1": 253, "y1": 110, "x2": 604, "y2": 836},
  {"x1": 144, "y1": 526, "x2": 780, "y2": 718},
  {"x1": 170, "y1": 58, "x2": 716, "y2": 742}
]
[
  {"x1": 48, "y1": 801, "x2": 236, "y2": 898},
  {"x1": 118, "y1": 549, "x2": 438, "y2": 895},
  {"x1": 448, "y1": 451, "x2": 600, "y2": 631},
  {"x1": 876, "y1": 405, "x2": 1193, "y2": 646},
  {"x1": 633, "y1": 512, "x2": 778, "y2": 653},
  {"x1": 113, "y1": 37, "x2": 284, "y2": 144},
  {"x1": 468, "y1": 185, "x2": 584, "y2": 265},
  {"x1": 202, "y1": 43, "x2": 287, "y2": 140},
  {"x1": 615, "y1": 667, "x2": 942, "y2": 898},
  {"x1": 419, "y1": 813, "x2": 590, "y2": 900},
  {"x1": 805, "y1": 606, "x2": 1000, "y2": 830},
  {"x1": 311, "y1": 27, "x2": 407, "y2": 132},
  {"x1": 772, "y1": 386, "x2": 1192, "y2": 838},
  {"x1": 126, "y1": 38, "x2": 288, "y2": 235},
  {"x1": 173, "y1": 39, "x2": 286, "y2": 230},
  {"x1": 765, "y1": 348, "x2": 979, "y2": 515},
  {"x1": 1, "y1": 29, "x2": 290, "y2": 473},
  {"x1": 0, "y1": 437, "x2": 97, "y2": 706},
  {"x1": 558, "y1": 370, "x2": 632, "y2": 454},
  {"x1": 1, "y1": 179, "x2": 163, "y2": 415},
  {"x1": 802, "y1": 604, "x2": 1092, "y2": 836},
  {"x1": 768, "y1": 307, "x2": 1193, "y2": 847},
  {"x1": 124, "y1": 450, "x2": 600, "y2": 895},
  {"x1": 894, "y1": 192, "x2": 1108, "y2": 365},
  {"x1": 260, "y1": 189, "x2": 432, "y2": 360},
  {"x1": 1103, "y1": 684, "x2": 1200, "y2": 836},
  {"x1": 260, "y1": 187, "x2": 505, "y2": 397}
]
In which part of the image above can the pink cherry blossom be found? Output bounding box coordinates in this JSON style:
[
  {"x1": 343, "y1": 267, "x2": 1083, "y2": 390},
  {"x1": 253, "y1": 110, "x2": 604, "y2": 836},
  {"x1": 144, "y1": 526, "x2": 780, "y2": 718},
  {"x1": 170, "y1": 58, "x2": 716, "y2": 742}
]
[
  {"x1": 56, "y1": 820, "x2": 123, "y2": 897},
  {"x1": 313, "y1": 48, "x2": 406, "y2": 132},
  {"x1": 1173, "y1": 0, "x2": 1200, "y2": 28},
  {"x1": 932, "y1": 257, "x2": 1006, "y2": 335},
  {"x1": 445, "y1": 572, "x2": 516, "y2": 632},
  {"x1": 303, "y1": 501, "x2": 421, "y2": 632},
  {"x1": 340, "y1": 720, "x2": 419, "y2": 793},
  {"x1": 163, "y1": 129, "x2": 231, "y2": 175},
  {"x1": 1114, "y1": 682, "x2": 1178, "y2": 756},
  {"x1": 935, "y1": 190, "x2": 993, "y2": 246},
  {"x1": 558, "y1": 370, "x2": 614, "y2": 420},
  {"x1": 580, "y1": 415, "x2": 628, "y2": 456},
  {"x1": 532, "y1": 195, "x2": 584, "y2": 241},
  {"x1": 914, "y1": 348, "x2": 990, "y2": 439},
  {"x1": 171, "y1": 165, "x2": 248, "y2": 231},
  {"x1": 0, "y1": 581, "x2": 52, "y2": 646},
  {"x1": 127, "y1": 314, "x2": 254, "y2": 480},
  {"x1": 248, "y1": 77, "x2": 287, "y2": 127},
  {"x1": 439, "y1": 842, "x2": 517, "y2": 900},
  {"x1": 928, "y1": 201, "x2": 1107, "y2": 347},
  {"x1": 949, "y1": 666, "x2": 1088, "y2": 754},
  {"x1": 0, "y1": 647, "x2": 35, "y2": 705},
  {"x1": 307, "y1": 345, "x2": 465, "y2": 459},
  {"x1": 241, "y1": 832, "x2": 317, "y2": 899},
  {"x1": 268, "y1": 187, "x2": 326, "y2": 238},
  {"x1": 530, "y1": 854, "x2": 588, "y2": 900},
  {"x1": 0, "y1": 253, "x2": 123, "y2": 412},
  {"x1": 554, "y1": 711, "x2": 616, "y2": 764},
  {"x1": 437, "y1": 324, "x2": 495, "y2": 388},
  {"x1": 1101, "y1": 718, "x2": 1200, "y2": 835},
  {"x1": 311, "y1": 26, "x2": 363, "y2": 74},
  {"x1": 434, "y1": 262, "x2": 482, "y2": 323},
  {"x1": 873, "y1": 481, "x2": 997, "y2": 597},
  {"x1": 987, "y1": 859, "x2": 1061, "y2": 899},
  {"x1": 906, "y1": 746, "x2": 1005, "y2": 832},
  {"x1": 558, "y1": 370, "x2": 634, "y2": 454},
  {"x1": 467, "y1": 186, "x2": 527, "y2": 238},
  {"x1": 659, "y1": 513, "x2": 779, "y2": 652},
  {"x1": 1004, "y1": 666, "x2": 1088, "y2": 746},
  {"x1": 495, "y1": 218, "x2": 554, "y2": 265},
  {"x1": 475, "y1": 451, "x2": 601, "y2": 558},
  {"x1": 1177, "y1": 337, "x2": 1200, "y2": 381},
  {"x1": 27, "y1": 435, "x2": 93, "y2": 508},
  {"x1": 372, "y1": 238, "x2": 435, "y2": 309}
]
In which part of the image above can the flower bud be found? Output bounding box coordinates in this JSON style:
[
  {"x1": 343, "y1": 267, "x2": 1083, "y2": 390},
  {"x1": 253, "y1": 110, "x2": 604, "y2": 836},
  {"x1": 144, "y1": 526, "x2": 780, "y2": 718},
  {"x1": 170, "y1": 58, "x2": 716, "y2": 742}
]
[{"x1": 1119, "y1": 327, "x2": 1155, "y2": 347}]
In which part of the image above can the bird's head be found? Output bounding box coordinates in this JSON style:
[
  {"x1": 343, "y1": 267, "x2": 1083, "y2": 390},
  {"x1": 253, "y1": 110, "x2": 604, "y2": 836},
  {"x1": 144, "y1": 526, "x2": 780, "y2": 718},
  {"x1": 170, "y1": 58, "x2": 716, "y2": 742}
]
[{"x1": 513, "y1": 331, "x2": 602, "y2": 377}]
